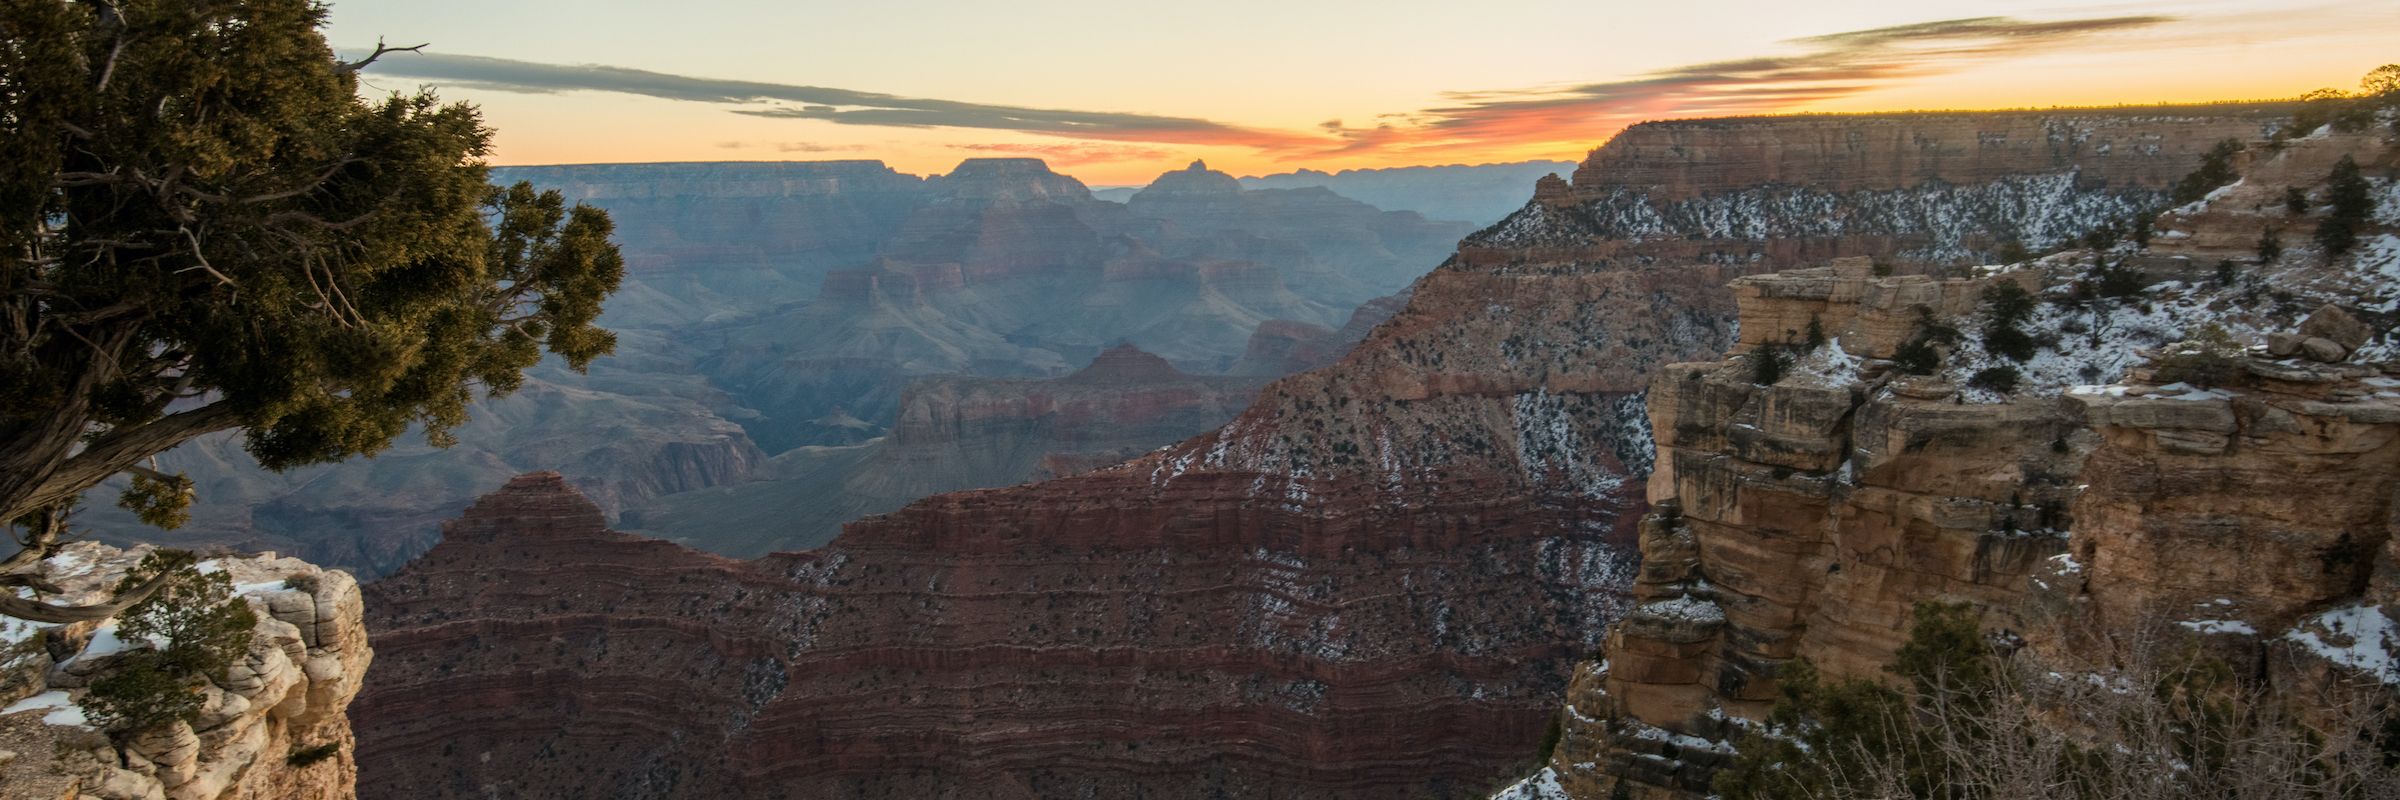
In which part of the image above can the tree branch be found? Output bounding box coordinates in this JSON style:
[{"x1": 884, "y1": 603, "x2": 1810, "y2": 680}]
[
  {"x1": 0, "y1": 570, "x2": 171, "y2": 624},
  {"x1": 6, "y1": 403, "x2": 240, "y2": 522},
  {"x1": 338, "y1": 37, "x2": 426, "y2": 74}
]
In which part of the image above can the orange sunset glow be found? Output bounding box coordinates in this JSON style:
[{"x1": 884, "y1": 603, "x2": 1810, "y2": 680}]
[{"x1": 329, "y1": 0, "x2": 2397, "y2": 183}]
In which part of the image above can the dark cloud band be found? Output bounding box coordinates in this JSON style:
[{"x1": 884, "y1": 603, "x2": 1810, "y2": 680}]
[{"x1": 350, "y1": 52, "x2": 1316, "y2": 149}]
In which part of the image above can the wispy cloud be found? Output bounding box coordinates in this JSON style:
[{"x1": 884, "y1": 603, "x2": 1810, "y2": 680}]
[
  {"x1": 354, "y1": 14, "x2": 2180, "y2": 160},
  {"x1": 1332, "y1": 15, "x2": 2178, "y2": 155},
  {"x1": 354, "y1": 52, "x2": 1318, "y2": 149}
]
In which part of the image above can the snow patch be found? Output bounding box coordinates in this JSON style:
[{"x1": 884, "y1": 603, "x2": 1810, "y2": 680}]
[
  {"x1": 1490, "y1": 767, "x2": 1571, "y2": 800},
  {"x1": 2, "y1": 689, "x2": 92, "y2": 728},
  {"x1": 2284, "y1": 604, "x2": 2399, "y2": 685}
]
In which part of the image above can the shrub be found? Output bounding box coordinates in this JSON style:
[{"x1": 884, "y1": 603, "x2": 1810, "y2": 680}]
[
  {"x1": 288, "y1": 742, "x2": 343, "y2": 767},
  {"x1": 82, "y1": 552, "x2": 258, "y2": 732},
  {"x1": 2316, "y1": 155, "x2": 2372, "y2": 258},
  {"x1": 1980, "y1": 283, "x2": 2038, "y2": 362},
  {"x1": 1995, "y1": 237, "x2": 2032, "y2": 264},
  {"x1": 2215, "y1": 259, "x2": 2240, "y2": 286},
  {"x1": 1968, "y1": 364, "x2": 2021, "y2": 395},
  {"x1": 2257, "y1": 228, "x2": 2283, "y2": 263},
  {"x1": 2152, "y1": 325, "x2": 2247, "y2": 389},
  {"x1": 1803, "y1": 316, "x2": 1827, "y2": 352},
  {"x1": 2086, "y1": 262, "x2": 2148, "y2": 299},
  {"x1": 2169, "y1": 138, "x2": 2245, "y2": 205},
  {"x1": 1751, "y1": 344, "x2": 1790, "y2": 386},
  {"x1": 2285, "y1": 186, "x2": 2310, "y2": 214}
]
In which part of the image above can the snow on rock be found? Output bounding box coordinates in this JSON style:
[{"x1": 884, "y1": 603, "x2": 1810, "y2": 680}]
[
  {"x1": 2283, "y1": 604, "x2": 2400, "y2": 685},
  {"x1": 0, "y1": 541, "x2": 371, "y2": 800},
  {"x1": 1490, "y1": 766, "x2": 1572, "y2": 800},
  {"x1": 1, "y1": 689, "x2": 91, "y2": 728},
  {"x1": 1636, "y1": 594, "x2": 1727, "y2": 624}
]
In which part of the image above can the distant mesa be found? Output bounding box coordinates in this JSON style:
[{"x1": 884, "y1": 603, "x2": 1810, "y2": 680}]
[
  {"x1": 1064, "y1": 342, "x2": 1191, "y2": 384},
  {"x1": 931, "y1": 157, "x2": 1090, "y2": 202},
  {"x1": 1132, "y1": 159, "x2": 1243, "y2": 198}
]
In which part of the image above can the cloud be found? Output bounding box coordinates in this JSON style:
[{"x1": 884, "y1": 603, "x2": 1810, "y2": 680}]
[
  {"x1": 352, "y1": 14, "x2": 2178, "y2": 160},
  {"x1": 946, "y1": 142, "x2": 1174, "y2": 166},
  {"x1": 1335, "y1": 14, "x2": 2177, "y2": 155},
  {"x1": 353, "y1": 52, "x2": 1318, "y2": 149}
]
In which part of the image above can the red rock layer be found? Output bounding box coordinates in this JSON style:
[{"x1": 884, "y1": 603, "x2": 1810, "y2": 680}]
[{"x1": 356, "y1": 472, "x2": 1629, "y2": 798}]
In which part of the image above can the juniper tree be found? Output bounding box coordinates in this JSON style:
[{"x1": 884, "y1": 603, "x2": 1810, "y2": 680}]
[
  {"x1": 1, "y1": 0, "x2": 622, "y2": 622},
  {"x1": 2316, "y1": 155, "x2": 2371, "y2": 257}
]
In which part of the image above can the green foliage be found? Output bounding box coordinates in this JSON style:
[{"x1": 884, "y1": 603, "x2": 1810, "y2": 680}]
[
  {"x1": 2316, "y1": 155, "x2": 2372, "y2": 258},
  {"x1": 2214, "y1": 259, "x2": 2240, "y2": 287},
  {"x1": 1715, "y1": 603, "x2": 1993, "y2": 800},
  {"x1": 1751, "y1": 344, "x2": 1790, "y2": 386},
  {"x1": 1979, "y1": 283, "x2": 2038, "y2": 362},
  {"x1": 115, "y1": 471, "x2": 195, "y2": 529},
  {"x1": 2079, "y1": 221, "x2": 2123, "y2": 252},
  {"x1": 1803, "y1": 316, "x2": 1827, "y2": 352},
  {"x1": 2152, "y1": 324, "x2": 2247, "y2": 389},
  {"x1": 1872, "y1": 260, "x2": 1895, "y2": 277},
  {"x1": 1891, "y1": 308, "x2": 1956, "y2": 376},
  {"x1": 2170, "y1": 139, "x2": 2246, "y2": 206},
  {"x1": 2285, "y1": 187, "x2": 2311, "y2": 215},
  {"x1": 0, "y1": 0, "x2": 624, "y2": 532},
  {"x1": 2082, "y1": 261, "x2": 2149, "y2": 299},
  {"x1": 287, "y1": 742, "x2": 342, "y2": 767},
  {"x1": 82, "y1": 551, "x2": 257, "y2": 731},
  {"x1": 1968, "y1": 364, "x2": 2021, "y2": 395}
]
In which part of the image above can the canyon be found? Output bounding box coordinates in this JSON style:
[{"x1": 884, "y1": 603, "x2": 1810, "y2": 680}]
[
  {"x1": 349, "y1": 104, "x2": 2303, "y2": 797},
  {"x1": 75, "y1": 158, "x2": 1471, "y2": 576}
]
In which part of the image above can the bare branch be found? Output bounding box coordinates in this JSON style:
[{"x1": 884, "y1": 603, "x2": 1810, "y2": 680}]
[
  {"x1": 173, "y1": 226, "x2": 235, "y2": 287},
  {"x1": 338, "y1": 37, "x2": 427, "y2": 74}
]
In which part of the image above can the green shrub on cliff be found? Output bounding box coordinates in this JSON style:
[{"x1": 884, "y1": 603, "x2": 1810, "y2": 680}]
[
  {"x1": 2316, "y1": 155, "x2": 2372, "y2": 258},
  {"x1": 2170, "y1": 139, "x2": 2245, "y2": 206},
  {"x1": 82, "y1": 551, "x2": 257, "y2": 732}
]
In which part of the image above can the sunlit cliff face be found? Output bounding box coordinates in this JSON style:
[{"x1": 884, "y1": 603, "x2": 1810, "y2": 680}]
[{"x1": 324, "y1": 0, "x2": 2394, "y2": 183}]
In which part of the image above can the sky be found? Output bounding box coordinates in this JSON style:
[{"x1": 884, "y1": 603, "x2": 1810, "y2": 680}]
[{"x1": 323, "y1": 0, "x2": 2399, "y2": 185}]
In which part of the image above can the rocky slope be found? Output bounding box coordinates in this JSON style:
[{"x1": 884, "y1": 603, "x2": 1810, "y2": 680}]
[
  {"x1": 1523, "y1": 124, "x2": 2397, "y2": 799},
  {"x1": 354, "y1": 106, "x2": 2300, "y2": 797},
  {"x1": 3, "y1": 544, "x2": 372, "y2": 800}
]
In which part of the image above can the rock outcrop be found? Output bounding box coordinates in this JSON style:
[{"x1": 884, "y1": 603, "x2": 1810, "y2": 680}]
[
  {"x1": 1530, "y1": 121, "x2": 2396, "y2": 797},
  {"x1": 2, "y1": 543, "x2": 371, "y2": 800}
]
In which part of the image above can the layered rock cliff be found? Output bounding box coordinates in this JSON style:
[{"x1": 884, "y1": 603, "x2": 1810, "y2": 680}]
[
  {"x1": 623, "y1": 345, "x2": 1268, "y2": 555},
  {"x1": 2, "y1": 544, "x2": 371, "y2": 800},
  {"x1": 355, "y1": 106, "x2": 2303, "y2": 798},
  {"x1": 1526, "y1": 124, "x2": 2396, "y2": 799}
]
